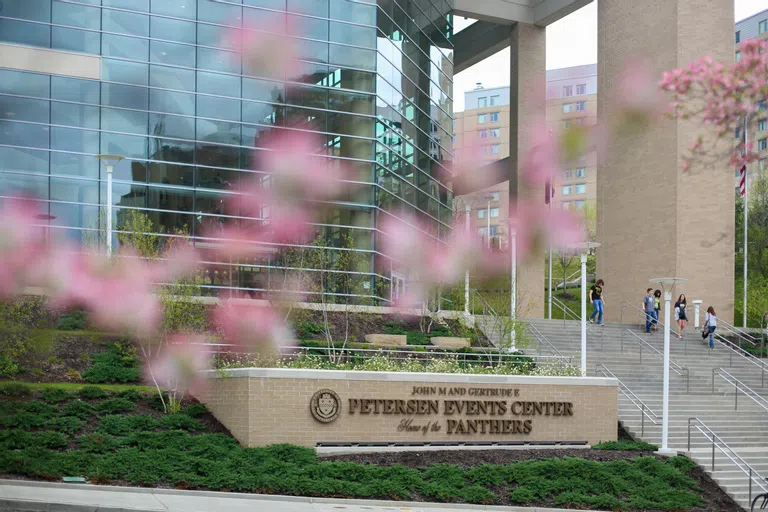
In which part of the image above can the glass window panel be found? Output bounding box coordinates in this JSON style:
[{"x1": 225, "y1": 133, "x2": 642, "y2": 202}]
[
  {"x1": 0, "y1": 96, "x2": 49, "y2": 123},
  {"x1": 50, "y1": 203, "x2": 101, "y2": 241},
  {"x1": 197, "y1": 47, "x2": 239, "y2": 73},
  {"x1": 149, "y1": 113, "x2": 195, "y2": 141},
  {"x1": 242, "y1": 102, "x2": 282, "y2": 125},
  {"x1": 197, "y1": 72, "x2": 240, "y2": 96},
  {"x1": 0, "y1": 18, "x2": 51, "y2": 48},
  {"x1": 53, "y1": 2, "x2": 99, "y2": 29},
  {"x1": 52, "y1": 77, "x2": 99, "y2": 104},
  {"x1": 196, "y1": 23, "x2": 223, "y2": 48},
  {"x1": 242, "y1": 9, "x2": 285, "y2": 30},
  {"x1": 330, "y1": 22, "x2": 375, "y2": 48},
  {"x1": 51, "y1": 152, "x2": 98, "y2": 178},
  {"x1": 288, "y1": 14, "x2": 328, "y2": 40},
  {"x1": 151, "y1": 0, "x2": 197, "y2": 20},
  {"x1": 196, "y1": 143, "x2": 241, "y2": 170},
  {"x1": 331, "y1": 0, "x2": 374, "y2": 25},
  {"x1": 198, "y1": 0, "x2": 242, "y2": 24},
  {"x1": 149, "y1": 162, "x2": 194, "y2": 187},
  {"x1": 288, "y1": 0, "x2": 327, "y2": 16},
  {"x1": 286, "y1": 85, "x2": 327, "y2": 109},
  {"x1": 51, "y1": 102, "x2": 99, "y2": 129},
  {"x1": 293, "y1": 62, "x2": 330, "y2": 84},
  {"x1": 243, "y1": 0, "x2": 286, "y2": 10},
  {"x1": 329, "y1": 90, "x2": 373, "y2": 115},
  {"x1": 0, "y1": 146, "x2": 49, "y2": 174},
  {"x1": 50, "y1": 123, "x2": 97, "y2": 152},
  {"x1": 102, "y1": 83, "x2": 148, "y2": 110},
  {"x1": 196, "y1": 119, "x2": 241, "y2": 146},
  {"x1": 197, "y1": 96, "x2": 241, "y2": 123},
  {"x1": 150, "y1": 40, "x2": 196, "y2": 67},
  {"x1": 150, "y1": 15, "x2": 196, "y2": 43},
  {"x1": 150, "y1": 65, "x2": 195, "y2": 92},
  {"x1": 111, "y1": 184, "x2": 147, "y2": 210},
  {"x1": 104, "y1": 0, "x2": 148, "y2": 8},
  {"x1": 195, "y1": 191, "x2": 229, "y2": 220},
  {"x1": 0, "y1": 172, "x2": 49, "y2": 198},
  {"x1": 52, "y1": 27, "x2": 101, "y2": 54},
  {"x1": 0, "y1": 70, "x2": 49, "y2": 98},
  {"x1": 50, "y1": 177, "x2": 99, "y2": 203},
  {"x1": 101, "y1": 133, "x2": 148, "y2": 161},
  {"x1": 102, "y1": 9, "x2": 149, "y2": 37},
  {"x1": 285, "y1": 107, "x2": 325, "y2": 132},
  {"x1": 197, "y1": 167, "x2": 239, "y2": 191},
  {"x1": 150, "y1": 138, "x2": 194, "y2": 163},
  {"x1": 150, "y1": 89, "x2": 195, "y2": 116},
  {"x1": 297, "y1": 39, "x2": 329, "y2": 64},
  {"x1": 103, "y1": 33, "x2": 149, "y2": 61},
  {"x1": 243, "y1": 78, "x2": 284, "y2": 103},
  {"x1": 330, "y1": 45, "x2": 374, "y2": 70},
  {"x1": 103, "y1": 59, "x2": 148, "y2": 86},
  {"x1": 101, "y1": 108, "x2": 148, "y2": 135},
  {"x1": 0, "y1": 121, "x2": 49, "y2": 149}
]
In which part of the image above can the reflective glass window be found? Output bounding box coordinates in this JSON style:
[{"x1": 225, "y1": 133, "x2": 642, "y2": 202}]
[
  {"x1": 102, "y1": 83, "x2": 148, "y2": 110},
  {"x1": 51, "y1": 152, "x2": 99, "y2": 178},
  {"x1": 50, "y1": 203, "x2": 101, "y2": 241},
  {"x1": 288, "y1": 15, "x2": 328, "y2": 40},
  {"x1": 198, "y1": 0, "x2": 241, "y2": 24},
  {"x1": 151, "y1": 0, "x2": 197, "y2": 20},
  {"x1": 0, "y1": 147, "x2": 49, "y2": 175},
  {"x1": 242, "y1": 102, "x2": 283, "y2": 126},
  {"x1": 197, "y1": 167, "x2": 239, "y2": 191},
  {"x1": 150, "y1": 65, "x2": 195, "y2": 93},
  {"x1": 288, "y1": 0, "x2": 328, "y2": 16},
  {"x1": 0, "y1": 172, "x2": 49, "y2": 198},
  {"x1": 104, "y1": 0, "x2": 149, "y2": 11},
  {"x1": 103, "y1": 33, "x2": 149, "y2": 61},
  {"x1": 51, "y1": 102, "x2": 100, "y2": 129},
  {"x1": 149, "y1": 113, "x2": 195, "y2": 141},
  {"x1": 330, "y1": 22, "x2": 375, "y2": 48},
  {"x1": 197, "y1": 72, "x2": 241, "y2": 96},
  {"x1": 150, "y1": 16, "x2": 196, "y2": 43},
  {"x1": 111, "y1": 183, "x2": 147, "y2": 209},
  {"x1": 243, "y1": 0, "x2": 287, "y2": 10},
  {"x1": 198, "y1": 95, "x2": 241, "y2": 123},
  {"x1": 330, "y1": 45, "x2": 375, "y2": 70},
  {"x1": 51, "y1": 126, "x2": 99, "y2": 154},
  {"x1": 101, "y1": 133, "x2": 148, "y2": 161},
  {"x1": 0, "y1": 19, "x2": 51, "y2": 48},
  {"x1": 103, "y1": 59, "x2": 149, "y2": 86},
  {"x1": 52, "y1": 77, "x2": 99, "y2": 104},
  {"x1": 53, "y1": 2, "x2": 99, "y2": 29},
  {"x1": 52, "y1": 27, "x2": 101, "y2": 54},
  {"x1": 331, "y1": 0, "x2": 375, "y2": 25},
  {"x1": 197, "y1": 47, "x2": 239, "y2": 73},
  {"x1": 151, "y1": 140, "x2": 194, "y2": 165},
  {"x1": 243, "y1": 78, "x2": 284, "y2": 103},
  {"x1": 50, "y1": 177, "x2": 99, "y2": 204},
  {"x1": 149, "y1": 162, "x2": 194, "y2": 187},
  {"x1": 150, "y1": 89, "x2": 195, "y2": 116},
  {"x1": 102, "y1": 9, "x2": 149, "y2": 37},
  {"x1": 101, "y1": 108, "x2": 149, "y2": 135},
  {"x1": 0, "y1": 96, "x2": 49, "y2": 123},
  {"x1": 0, "y1": 70, "x2": 50, "y2": 98},
  {"x1": 150, "y1": 41, "x2": 196, "y2": 68},
  {"x1": 1, "y1": 121, "x2": 50, "y2": 149},
  {"x1": 329, "y1": 90, "x2": 374, "y2": 115}
]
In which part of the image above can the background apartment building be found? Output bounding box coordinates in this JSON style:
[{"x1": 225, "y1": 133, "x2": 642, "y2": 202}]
[{"x1": 454, "y1": 64, "x2": 597, "y2": 248}]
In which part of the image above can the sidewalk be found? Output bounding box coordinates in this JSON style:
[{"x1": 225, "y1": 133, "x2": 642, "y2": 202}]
[{"x1": 0, "y1": 479, "x2": 591, "y2": 512}]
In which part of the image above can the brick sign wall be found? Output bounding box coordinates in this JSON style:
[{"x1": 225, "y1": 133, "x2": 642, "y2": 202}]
[{"x1": 197, "y1": 369, "x2": 618, "y2": 447}]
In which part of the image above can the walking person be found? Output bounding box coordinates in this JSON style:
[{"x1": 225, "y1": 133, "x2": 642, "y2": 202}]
[
  {"x1": 704, "y1": 306, "x2": 717, "y2": 349},
  {"x1": 652, "y1": 290, "x2": 661, "y2": 332},
  {"x1": 643, "y1": 288, "x2": 655, "y2": 334},
  {"x1": 674, "y1": 294, "x2": 688, "y2": 339},
  {"x1": 589, "y1": 279, "x2": 605, "y2": 326}
]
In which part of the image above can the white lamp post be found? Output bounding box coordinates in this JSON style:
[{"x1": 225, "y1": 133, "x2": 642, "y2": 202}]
[
  {"x1": 649, "y1": 276, "x2": 688, "y2": 456},
  {"x1": 96, "y1": 154, "x2": 124, "y2": 256},
  {"x1": 464, "y1": 203, "x2": 471, "y2": 317},
  {"x1": 510, "y1": 224, "x2": 517, "y2": 351},
  {"x1": 571, "y1": 242, "x2": 600, "y2": 376}
]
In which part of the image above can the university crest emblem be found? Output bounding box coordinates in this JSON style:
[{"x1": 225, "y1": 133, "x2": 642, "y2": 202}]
[{"x1": 310, "y1": 389, "x2": 341, "y2": 423}]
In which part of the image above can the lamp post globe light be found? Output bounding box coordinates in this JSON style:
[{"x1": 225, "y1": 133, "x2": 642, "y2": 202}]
[
  {"x1": 96, "y1": 154, "x2": 125, "y2": 256},
  {"x1": 570, "y1": 242, "x2": 601, "y2": 376},
  {"x1": 649, "y1": 277, "x2": 688, "y2": 456}
]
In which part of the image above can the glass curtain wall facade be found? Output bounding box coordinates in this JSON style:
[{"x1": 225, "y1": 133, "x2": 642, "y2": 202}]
[{"x1": 0, "y1": 0, "x2": 454, "y2": 303}]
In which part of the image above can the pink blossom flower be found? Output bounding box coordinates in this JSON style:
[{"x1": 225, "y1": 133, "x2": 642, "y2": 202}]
[
  {"x1": 213, "y1": 301, "x2": 294, "y2": 353},
  {"x1": 222, "y1": 18, "x2": 299, "y2": 79},
  {"x1": 521, "y1": 124, "x2": 560, "y2": 186},
  {"x1": 146, "y1": 335, "x2": 212, "y2": 395},
  {"x1": 0, "y1": 197, "x2": 49, "y2": 297},
  {"x1": 508, "y1": 201, "x2": 586, "y2": 258}
]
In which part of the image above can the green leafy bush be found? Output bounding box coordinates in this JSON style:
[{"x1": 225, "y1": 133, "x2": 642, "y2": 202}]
[
  {"x1": 296, "y1": 321, "x2": 324, "y2": 340},
  {"x1": 45, "y1": 416, "x2": 86, "y2": 435},
  {"x1": 61, "y1": 400, "x2": 96, "y2": 420},
  {"x1": 41, "y1": 388, "x2": 72, "y2": 403},
  {"x1": 0, "y1": 382, "x2": 31, "y2": 396},
  {"x1": 77, "y1": 433, "x2": 120, "y2": 453},
  {"x1": 82, "y1": 343, "x2": 140, "y2": 384},
  {"x1": 56, "y1": 310, "x2": 87, "y2": 331},
  {"x1": 95, "y1": 398, "x2": 135, "y2": 415},
  {"x1": 181, "y1": 403, "x2": 208, "y2": 418},
  {"x1": 383, "y1": 322, "x2": 408, "y2": 335},
  {"x1": 0, "y1": 429, "x2": 34, "y2": 450},
  {"x1": 157, "y1": 414, "x2": 203, "y2": 431},
  {"x1": 593, "y1": 440, "x2": 659, "y2": 451},
  {"x1": 116, "y1": 389, "x2": 143, "y2": 402},
  {"x1": 406, "y1": 331, "x2": 431, "y2": 345},
  {"x1": 35, "y1": 431, "x2": 69, "y2": 449},
  {"x1": 79, "y1": 386, "x2": 109, "y2": 400}
]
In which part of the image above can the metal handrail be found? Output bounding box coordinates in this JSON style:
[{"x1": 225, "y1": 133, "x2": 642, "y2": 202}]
[
  {"x1": 717, "y1": 317, "x2": 759, "y2": 344},
  {"x1": 619, "y1": 301, "x2": 666, "y2": 330},
  {"x1": 551, "y1": 295, "x2": 604, "y2": 349},
  {"x1": 525, "y1": 322, "x2": 570, "y2": 366},
  {"x1": 710, "y1": 331, "x2": 768, "y2": 387},
  {"x1": 712, "y1": 367, "x2": 768, "y2": 412},
  {"x1": 688, "y1": 417, "x2": 768, "y2": 505},
  {"x1": 596, "y1": 364, "x2": 658, "y2": 436},
  {"x1": 620, "y1": 329, "x2": 690, "y2": 393},
  {"x1": 285, "y1": 346, "x2": 569, "y2": 365},
  {"x1": 472, "y1": 290, "x2": 505, "y2": 349}
]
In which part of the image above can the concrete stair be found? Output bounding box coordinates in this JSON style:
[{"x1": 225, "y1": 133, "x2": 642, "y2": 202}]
[{"x1": 479, "y1": 316, "x2": 768, "y2": 511}]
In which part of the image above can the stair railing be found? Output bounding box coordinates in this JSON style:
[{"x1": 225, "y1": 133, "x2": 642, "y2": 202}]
[
  {"x1": 619, "y1": 301, "x2": 665, "y2": 333},
  {"x1": 715, "y1": 317, "x2": 760, "y2": 353},
  {"x1": 620, "y1": 329, "x2": 690, "y2": 393},
  {"x1": 688, "y1": 417, "x2": 768, "y2": 506},
  {"x1": 712, "y1": 367, "x2": 768, "y2": 412},
  {"x1": 550, "y1": 295, "x2": 604, "y2": 349},
  {"x1": 596, "y1": 364, "x2": 658, "y2": 436},
  {"x1": 525, "y1": 322, "x2": 572, "y2": 367},
  {"x1": 710, "y1": 331, "x2": 768, "y2": 387}
]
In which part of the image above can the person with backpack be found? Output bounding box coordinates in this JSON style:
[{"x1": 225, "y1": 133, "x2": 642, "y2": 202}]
[
  {"x1": 652, "y1": 290, "x2": 662, "y2": 332},
  {"x1": 643, "y1": 288, "x2": 655, "y2": 334},
  {"x1": 704, "y1": 306, "x2": 717, "y2": 349},
  {"x1": 589, "y1": 279, "x2": 605, "y2": 326}
]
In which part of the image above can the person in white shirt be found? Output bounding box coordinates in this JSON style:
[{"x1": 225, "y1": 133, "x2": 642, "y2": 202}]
[{"x1": 704, "y1": 306, "x2": 717, "y2": 349}]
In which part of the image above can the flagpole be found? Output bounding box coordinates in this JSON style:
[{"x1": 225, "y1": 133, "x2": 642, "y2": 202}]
[{"x1": 744, "y1": 115, "x2": 749, "y2": 328}]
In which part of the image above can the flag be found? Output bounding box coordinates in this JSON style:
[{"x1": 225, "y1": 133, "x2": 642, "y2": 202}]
[{"x1": 739, "y1": 165, "x2": 746, "y2": 196}]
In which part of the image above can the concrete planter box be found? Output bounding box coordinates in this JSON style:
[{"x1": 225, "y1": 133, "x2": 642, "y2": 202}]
[
  {"x1": 431, "y1": 337, "x2": 470, "y2": 348},
  {"x1": 364, "y1": 334, "x2": 407, "y2": 346}
]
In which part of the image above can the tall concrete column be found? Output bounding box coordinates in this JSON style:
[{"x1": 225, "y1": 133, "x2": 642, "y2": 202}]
[
  {"x1": 509, "y1": 23, "x2": 546, "y2": 319},
  {"x1": 597, "y1": 0, "x2": 734, "y2": 322}
]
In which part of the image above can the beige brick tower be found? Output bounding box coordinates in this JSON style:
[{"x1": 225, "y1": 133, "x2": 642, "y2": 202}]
[
  {"x1": 597, "y1": 0, "x2": 735, "y2": 322},
  {"x1": 510, "y1": 23, "x2": 546, "y2": 318}
]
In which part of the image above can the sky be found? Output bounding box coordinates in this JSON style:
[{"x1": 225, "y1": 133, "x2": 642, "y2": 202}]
[{"x1": 453, "y1": 0, "x2": 768, "y2": 112}]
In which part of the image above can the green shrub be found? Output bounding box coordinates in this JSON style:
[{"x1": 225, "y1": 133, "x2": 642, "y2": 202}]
[
  {"x1": 429, "y1": 325, "x2": 453, "y2": 337},
  {"x1": 61, "y1": 400, "x2": 96, "y2": 420},
  {"x1": 77, "y1": 433, "x2": 119, "y2": 453},
  {"x1": 158, "y1": 414, "x2": 203, "y2": 431},
  {"x1": 116, "y1": 389, "x2": 143, "y2": 402},
  {"x1": 296, "y1": 321, "x2": 324, "y2": 340},
  {"x1": 41, "y1": 388, "x2": 72, "y2": 403},
  {"x1": 95, "y1": 398, "x2": 135, "y2": 415},
  {"x1": 82, "y1": 343, "x2": 140, "y2": 384},
  {"x1": 0, "y1": 429, "x2": 34, "y2": 449},
  {"x1": 182, "y1": 403, "x2": 208, "y2": 418},
  {"x1": 35, "y1": 431, "x2": 69, "y2": 449},
  {"x1": 67, "y1": 369, "x2": 82, "y2": 381},
  {"x1": 78, "y1": 386, "x2": 109, "y2": 400},
  {"x1": 56, "y1": 310, "x2": 87, "y2": 331},
  {"x1": 45, "y1": 416, "x2": 86, "y2": 435},
  {"x1": 406, "y1": 331, "x2": 431, "y2": 346},
  {"x1": 383, "y1": 322, "x2": 408, "y2": 335},
  {"x1": 0, "y1": 382, "x2": 31, "y2": 396},
  {"x1": 593, "y1": 440, "x2": 658, "y2": 451}
]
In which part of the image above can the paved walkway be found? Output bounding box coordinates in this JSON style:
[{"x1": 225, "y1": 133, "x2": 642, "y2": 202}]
[{"x1": 0, "y1": 480, "x2": 586, "y2": 512}]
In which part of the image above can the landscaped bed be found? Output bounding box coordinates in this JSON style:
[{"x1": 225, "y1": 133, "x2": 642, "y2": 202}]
[{"x1": 0, "y1": 383, "x2": 741, "y2": 512}]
